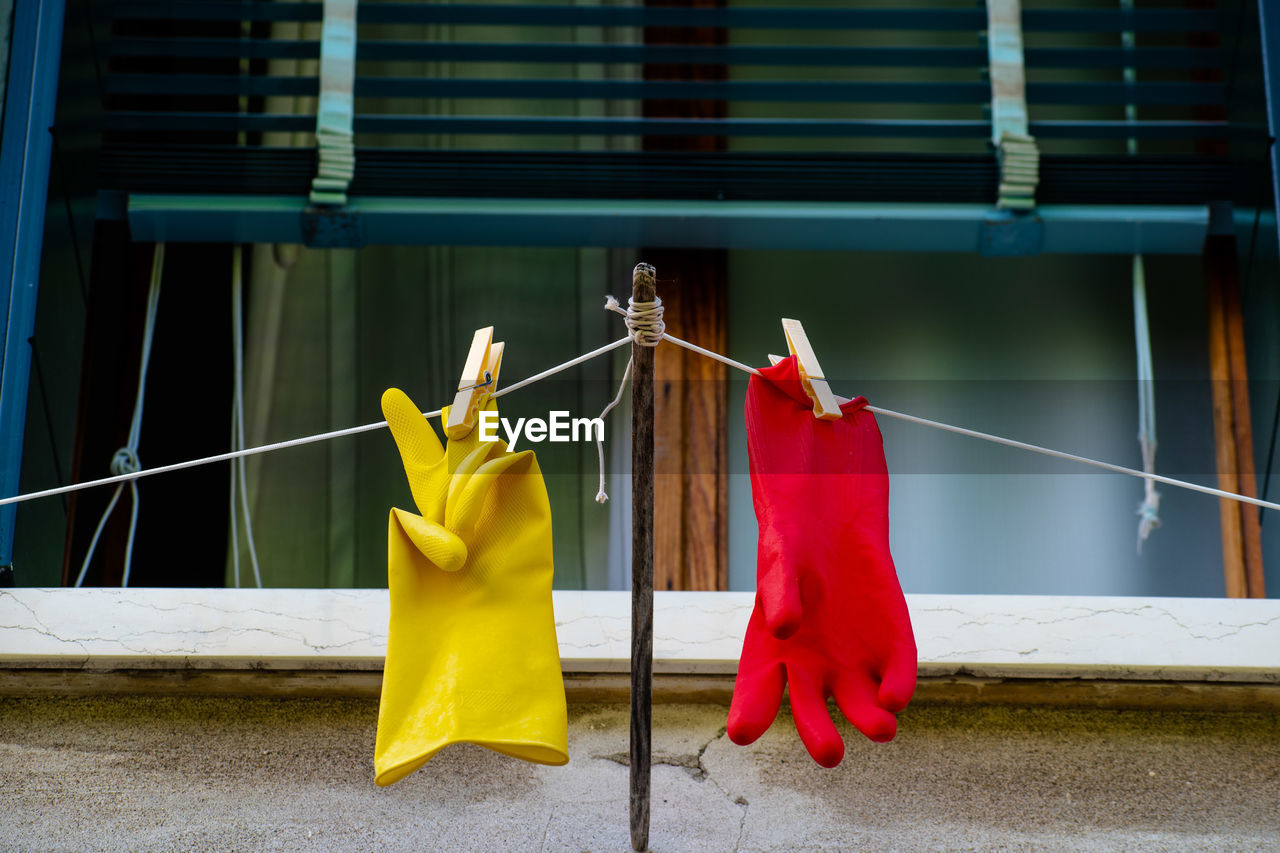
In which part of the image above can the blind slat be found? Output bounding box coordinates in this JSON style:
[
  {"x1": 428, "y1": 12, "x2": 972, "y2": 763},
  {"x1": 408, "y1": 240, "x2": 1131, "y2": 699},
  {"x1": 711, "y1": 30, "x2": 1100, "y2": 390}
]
[
  {"x1": 106, "y1": 74, "x2": 1226, "y2": 106},
  {"x1": 112, "y1": 2, "x2": 1219, "y2": 32}
]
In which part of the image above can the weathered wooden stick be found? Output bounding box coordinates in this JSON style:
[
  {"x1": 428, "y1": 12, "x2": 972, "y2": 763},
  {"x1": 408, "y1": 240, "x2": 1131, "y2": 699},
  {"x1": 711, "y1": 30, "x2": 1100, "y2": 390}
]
[{"x1": 630, "y1": 262, "x2": 656, "y2": 852}]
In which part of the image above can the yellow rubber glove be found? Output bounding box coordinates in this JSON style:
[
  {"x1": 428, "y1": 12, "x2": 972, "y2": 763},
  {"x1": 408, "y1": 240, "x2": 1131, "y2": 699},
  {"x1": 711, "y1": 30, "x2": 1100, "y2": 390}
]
[{"x1": 374, "y1": 387, "x2": 569, "y2": 786}]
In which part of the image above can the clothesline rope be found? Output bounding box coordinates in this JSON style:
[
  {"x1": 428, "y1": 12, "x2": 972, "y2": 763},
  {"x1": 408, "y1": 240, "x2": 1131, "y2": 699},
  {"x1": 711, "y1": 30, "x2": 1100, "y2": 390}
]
[
  {"x1": 1132, "y1": 254, "x2": 1161, "y2": 551},
  {"x1": 4, "y1": 303, "x2": 1280, "y2": 515},
  {"x1": 0, "y1": 335, "x2": 632, "y2": 509},
  {"x1": 229, "y1": 245, "x2": 263, "y2": 588},
  {"x1": 73, "y1": 243, "x2": 165, "y2": 587},
  {"x1": 593, "y1": 295, "x2": 666, "y2": 502}
]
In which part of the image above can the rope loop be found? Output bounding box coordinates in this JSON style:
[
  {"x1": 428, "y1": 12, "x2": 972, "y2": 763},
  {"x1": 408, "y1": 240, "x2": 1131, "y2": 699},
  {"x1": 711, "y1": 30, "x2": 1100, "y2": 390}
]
[
  {"x1": 604, "y1": 294, "x2": 665, "y2": 348},
  {"x1": 11, "y1": 279, "x2": 1280, "y2": 520},
  {"x1": 110, "y1": 447, "x2": 141, "y2": 476},
  {"x1": 595, "y1": 294, "x2": 667, "y2": 503}
]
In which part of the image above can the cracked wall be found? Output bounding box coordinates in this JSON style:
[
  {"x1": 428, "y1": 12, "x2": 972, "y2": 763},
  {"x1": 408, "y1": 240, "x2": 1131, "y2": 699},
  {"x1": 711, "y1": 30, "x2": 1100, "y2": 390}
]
[{"x1": 3, "y1": 695, "x2": 1279, "y2": 851}]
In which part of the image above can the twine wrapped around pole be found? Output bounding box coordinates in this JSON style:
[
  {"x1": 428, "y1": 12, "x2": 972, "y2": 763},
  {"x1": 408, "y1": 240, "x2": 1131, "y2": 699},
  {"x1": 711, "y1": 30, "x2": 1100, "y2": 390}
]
[{"x1": 629, "y1": 262, "x2": 656, "y2": 851}]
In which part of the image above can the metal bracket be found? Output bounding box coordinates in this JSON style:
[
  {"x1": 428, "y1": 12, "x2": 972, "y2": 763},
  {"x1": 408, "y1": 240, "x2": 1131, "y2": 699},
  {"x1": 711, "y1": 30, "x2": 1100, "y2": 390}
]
[
  {"x1": 302, "y1": 206, "x2": 364, "y2": 248},
  {"x1": 979, "y1": 210, "x2": 1044, "y2": 256}
]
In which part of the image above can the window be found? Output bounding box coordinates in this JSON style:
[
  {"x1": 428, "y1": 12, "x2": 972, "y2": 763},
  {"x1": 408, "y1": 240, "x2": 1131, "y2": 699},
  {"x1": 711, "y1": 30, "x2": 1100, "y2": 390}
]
[{"x1": 8, "y1": 0, "x2": 1277, "y2": 603}]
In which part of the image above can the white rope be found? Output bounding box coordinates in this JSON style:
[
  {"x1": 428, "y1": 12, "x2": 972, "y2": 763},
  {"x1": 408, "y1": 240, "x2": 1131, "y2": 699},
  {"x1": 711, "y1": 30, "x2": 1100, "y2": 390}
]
[
  {"x1": 610, "y1": 293, "x2": 666, "y2": 346},
  {"x1": 1133, "y1": 255, "x2": 1160, "y2": 551},
  {"x1": 606, "y1": 292, "x2": 764, "y2": 375},
  {"x1": 857, "y1": 403, "x2": 1280, "y2": 511},
  {"x1": 3, "y1": 335, "x2": 632, "y2": 510},
  {"x1": 230, "y1": 272, "x2": 240, "y2": 587},
  {"x1": 594, "y1": 294, "x2": 1280, "y2": 514},
  {"x1": 229, "y1": 246, "x2": 263, "y2": 588},
  {"x1": 492, "y1": 335, "x2": 631, "y2": 400},
  {"x1": 75, "y1": 244, "x2": 165, "y2": 587},
  {"x1": 594, "y1": 357, "x2": 632, "y2": 503},
  {"x1": 9, "y1": 294, "x2": 1280, "y2": 517},
  {"x1": 661, "y1": 331, "x2": 760, "y2": 378},
  {"x1": 593, "y1": 295, "x2": 666, "y2": 502},
  {"x1": 1121, "y1": 4, "x2": 1158, "y2": 551}
]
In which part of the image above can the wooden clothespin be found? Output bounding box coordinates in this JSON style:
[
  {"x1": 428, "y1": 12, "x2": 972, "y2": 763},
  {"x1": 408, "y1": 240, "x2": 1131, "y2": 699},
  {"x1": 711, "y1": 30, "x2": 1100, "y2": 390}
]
[
  {"x1": 445, "y1": 327, "x2": 504, "y2": 439},
  {"x1": 767, "y1": 318, "x2": 842, "y2": 420}
]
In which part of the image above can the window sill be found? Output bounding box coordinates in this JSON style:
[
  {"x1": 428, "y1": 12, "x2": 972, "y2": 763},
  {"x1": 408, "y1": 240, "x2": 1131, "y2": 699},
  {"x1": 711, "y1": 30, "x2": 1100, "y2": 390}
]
[{"x1": 2, "y1": 588, "x2": 1276, "y2": 708}]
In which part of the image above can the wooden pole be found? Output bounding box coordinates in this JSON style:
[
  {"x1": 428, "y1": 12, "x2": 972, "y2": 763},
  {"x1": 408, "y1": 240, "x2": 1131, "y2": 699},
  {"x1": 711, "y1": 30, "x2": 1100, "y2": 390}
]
[
  {"x1": 1206, "y1": 245, "x2": 1247, "y2": 597},
  {"x1": 629, "y1": 262, "x2": 656, "y2": 852},
  {"x1": 1219, "y1": 247, "x2": 1267, "y2": 598},
  {"x1": 1205, "y1": 236, "x2": 1265, "y2": 597}
]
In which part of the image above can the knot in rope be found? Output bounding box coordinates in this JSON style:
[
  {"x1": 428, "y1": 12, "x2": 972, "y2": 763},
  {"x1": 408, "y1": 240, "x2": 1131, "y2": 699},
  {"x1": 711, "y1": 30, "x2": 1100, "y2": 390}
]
[
  {"x1": 1136, "y1": 430, "x2": 1160, "y2": 553},
  {"x1": 1138, "y1": 493, "x2": 1161, "y2": 526},
  {"x1": 110, "y1": 447, "x2": 141, "y2": 476},
  {"x1": 1137, "y1": 487, "x2": 1161, "y2": 552},
  {"x1": 604, "y1": 294, "x2": 665, "y2": 348},
  {"x1": 594, "y1": 294, "x2": 666, "y2": 504}
]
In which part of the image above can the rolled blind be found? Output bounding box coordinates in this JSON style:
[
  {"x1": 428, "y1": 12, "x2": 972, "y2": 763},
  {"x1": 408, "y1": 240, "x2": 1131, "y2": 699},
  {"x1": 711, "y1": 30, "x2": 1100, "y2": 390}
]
[{"x1": 99, "y1": 1, "x2": 1265, "y2": 207}]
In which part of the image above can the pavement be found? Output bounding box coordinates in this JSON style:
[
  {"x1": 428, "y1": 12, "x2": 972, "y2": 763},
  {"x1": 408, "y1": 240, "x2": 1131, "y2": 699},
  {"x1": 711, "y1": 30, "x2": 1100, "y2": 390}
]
[{"x1": 2, "y1": 695, "x2": 1278, "y2": 851}]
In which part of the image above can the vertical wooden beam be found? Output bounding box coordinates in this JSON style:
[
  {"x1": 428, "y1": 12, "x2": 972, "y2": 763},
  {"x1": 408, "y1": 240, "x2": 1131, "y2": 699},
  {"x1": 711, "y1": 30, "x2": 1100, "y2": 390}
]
[
  {"x1": 1194, "y1": 0, "x2": 1264, "y2": 597},
  {"x1": 645, "y1": 252, "x2": 728, "y2": 592},
  {"x1": 1210, "y1": 237, "x2": 1267, "y2": 596},
  {"x1": 679, "y1": 261, "x2": 728, "y2": 591},
  {"x1": 651, "y1": 267, "x2": 685, "y2": 591},
  {"x1": 629, "y1": 263, "x2": 656, "y2": 853},
  {"x1": 643, "y1": 0, "x2": 729, "y2": 592},
  {"x1": 1206, "y1": 259, "x2": 1247, "y2": 599},
  {"x1": 1205, "y1": 236, "x2": 1265, "y2": 597},
  {"x1": 642, "y1": 0, "x2": 727, "y2": 153}
]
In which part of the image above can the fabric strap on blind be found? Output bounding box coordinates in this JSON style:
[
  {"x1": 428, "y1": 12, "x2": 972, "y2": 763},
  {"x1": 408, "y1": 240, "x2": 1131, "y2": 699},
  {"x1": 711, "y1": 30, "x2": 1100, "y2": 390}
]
[
  {"x1": 985, "y1": 0, "x2": 1039, "y2": 210},
  {"x1": 310, "y1": 0, "x2": 356, "y2": 205}
]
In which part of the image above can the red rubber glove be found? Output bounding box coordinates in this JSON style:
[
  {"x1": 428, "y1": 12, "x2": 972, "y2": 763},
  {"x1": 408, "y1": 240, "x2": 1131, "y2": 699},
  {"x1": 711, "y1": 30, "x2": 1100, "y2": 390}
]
[{"x1": 728, "y1": 355, "x2": 916, "y2": 767}]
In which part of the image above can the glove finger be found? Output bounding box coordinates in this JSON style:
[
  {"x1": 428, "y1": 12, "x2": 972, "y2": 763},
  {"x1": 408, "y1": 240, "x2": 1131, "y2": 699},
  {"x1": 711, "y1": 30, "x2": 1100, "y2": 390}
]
[
  {"x1": 391, "y1": 508, "x2": 467, "y2": 572},
  {"x1": 445, "y1": 442, "x2": 502, "y2": 514},
  {"x1": 447, "y1": 450, "x2": 535, "y2": 536},
  {"x1": 833, "y1": 673, "x2": 898, "y2": 743},
  {"x1": 383, "y1": 388, "x2": 444, "y2": 463},
  {"x1": 383, "y1": 388, "x2": 445, "y2": 513},
  {"x1": 756, "y1": 557, "x2": 802, "y2": 639},
  {"x1": 877, "y1": 643, "x2": 918, "y2": 713},
  {"x1": 786, "y1": 667, "x2": 844, "y2": 768},
  {"x1": 727, "y1": 659, "x2": 784, "y2": 747}
]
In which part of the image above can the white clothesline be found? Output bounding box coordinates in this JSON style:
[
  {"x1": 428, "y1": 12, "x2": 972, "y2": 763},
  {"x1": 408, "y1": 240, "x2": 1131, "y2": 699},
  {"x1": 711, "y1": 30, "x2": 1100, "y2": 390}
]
[
  {"x1": 3, "y1": 328, "x2": 1279, "y2": 514},
  {"x1": 653, "y1": 327, "x2": 1280, "y2": 513},
  {"x1": 0, "y1": 336, "x2": 628, "y2": 509}
]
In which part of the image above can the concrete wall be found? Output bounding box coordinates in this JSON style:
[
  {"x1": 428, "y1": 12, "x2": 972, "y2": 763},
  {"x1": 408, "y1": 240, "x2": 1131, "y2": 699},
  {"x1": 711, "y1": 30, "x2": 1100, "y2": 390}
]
[{"x1": 3, "y1": 695, "x2": 1277, "y2": 851}]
